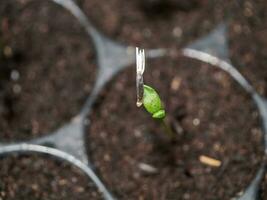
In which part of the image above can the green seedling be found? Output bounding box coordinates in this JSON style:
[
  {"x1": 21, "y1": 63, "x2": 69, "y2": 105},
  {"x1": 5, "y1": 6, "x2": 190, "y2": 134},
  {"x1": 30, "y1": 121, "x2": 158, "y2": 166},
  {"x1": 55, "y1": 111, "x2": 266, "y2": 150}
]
[
  {"x1": 136, "y1": 47, "x2": 174, "y2": 138},
  {"x1": 143, "y1": 85, "x2": 165, "y2": 119},
  {"x1": 142, "y1": 84, "x2": 174, "y2": 138}
]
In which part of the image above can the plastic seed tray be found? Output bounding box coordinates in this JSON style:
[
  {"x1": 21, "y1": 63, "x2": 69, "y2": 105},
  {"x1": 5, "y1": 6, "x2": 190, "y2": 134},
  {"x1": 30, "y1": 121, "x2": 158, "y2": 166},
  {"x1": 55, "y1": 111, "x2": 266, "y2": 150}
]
[{"x1": 0, "y1": 0, "x2": 266, "y2": 199}]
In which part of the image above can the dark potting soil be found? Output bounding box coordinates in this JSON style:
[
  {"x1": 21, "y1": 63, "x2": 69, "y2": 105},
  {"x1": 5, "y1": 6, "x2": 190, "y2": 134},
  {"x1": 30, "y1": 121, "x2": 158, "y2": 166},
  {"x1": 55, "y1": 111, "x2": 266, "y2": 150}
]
[
  {"x1": 261, "y1": 170, "x2": 267, "y2": 200},
  {"x1": 0, "y1": 0, "x2": 96, "y2": 141},
  {"x1": 87, "y1": 57, "x2": 264, "y2": 200},
  {"x1": 0, "y1": 154, "x2": 103, "y2": 200},
  {"x1": 78, "y1": 0, "x2": 235, "y2": 48},
  {"x1": 229, "y1": 0, "x2": 267, "y2": 96}
]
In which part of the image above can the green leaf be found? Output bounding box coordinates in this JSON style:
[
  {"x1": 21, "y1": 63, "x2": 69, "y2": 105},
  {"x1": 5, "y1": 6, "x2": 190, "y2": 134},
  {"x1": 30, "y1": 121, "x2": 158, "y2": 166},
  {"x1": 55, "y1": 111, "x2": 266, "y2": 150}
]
[{"x1": 143, "y1": 84, "x2": 166, "y2": 119}]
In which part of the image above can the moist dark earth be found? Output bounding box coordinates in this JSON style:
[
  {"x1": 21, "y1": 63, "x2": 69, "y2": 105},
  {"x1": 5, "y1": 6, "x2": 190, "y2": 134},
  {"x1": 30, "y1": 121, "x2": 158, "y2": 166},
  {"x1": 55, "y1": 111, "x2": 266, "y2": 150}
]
[
  {"x1": 0, "y1": 154, "x2": 103, "y2": 200},
  {"x1": 261, "y1": 170, "x2": 267, "y2": 200},
  {"x1": 0, "y1": 0, "x2": 96, "y2": 141},
  {"x1": 229, "y1": 0, "x2": 267, "y2": 97},
  {"x1": 88, "y1": 57, "x2": 264, "y2": 200},
  {"x1": 78, "y1": 0, "x2": 236, "y2": 48}
]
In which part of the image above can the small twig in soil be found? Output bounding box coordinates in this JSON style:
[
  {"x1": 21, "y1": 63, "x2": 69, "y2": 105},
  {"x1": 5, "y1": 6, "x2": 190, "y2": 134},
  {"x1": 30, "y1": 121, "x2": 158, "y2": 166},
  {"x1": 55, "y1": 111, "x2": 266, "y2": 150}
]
[{"x1": 199, "y1": 155, "x2": 222, "y2": 167}]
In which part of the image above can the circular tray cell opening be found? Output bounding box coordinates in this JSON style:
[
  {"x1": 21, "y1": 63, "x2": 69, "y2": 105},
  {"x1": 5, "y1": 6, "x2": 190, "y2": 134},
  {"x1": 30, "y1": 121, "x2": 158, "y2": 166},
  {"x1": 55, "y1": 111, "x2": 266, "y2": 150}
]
[
  {"x1": 0, "y1": 0, "x2": 96, "y2": 141},
  {"x1": 87, "y1": 56, "x2": 264, "y2": 200},
  {"x1": 79, "y1": 0, "x2": 235, "y2": 48},
  {"x1": 229, "y1": 0, "x2": 267, "y2": 96},
  {"x1": 0, "y1": 153, "x2": 103, "y2": 199}
]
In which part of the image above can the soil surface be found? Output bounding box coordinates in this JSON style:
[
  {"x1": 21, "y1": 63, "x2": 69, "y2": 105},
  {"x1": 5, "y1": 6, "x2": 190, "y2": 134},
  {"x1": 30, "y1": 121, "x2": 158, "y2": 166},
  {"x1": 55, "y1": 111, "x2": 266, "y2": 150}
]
[
  {"x1": 229, "y1": 0, "x2": 267, "y2": 96},
  {"x1": 0, "y1": 153, "x2": 102, "y2": 200},
  {"x1": 87, "y1": 56, "x2": 264, "y2": 200},
  {"x1": 0, "y1": 0, "x2": 96, "y2": 141},
  {"x1": 78, "y1": 0, "x2": 235, "y2": 48},
  {"x1": 261, "y1": 169, "x2": 267, "y2": 200}
]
